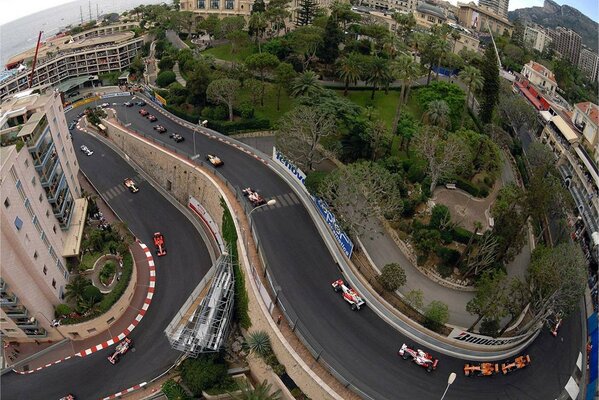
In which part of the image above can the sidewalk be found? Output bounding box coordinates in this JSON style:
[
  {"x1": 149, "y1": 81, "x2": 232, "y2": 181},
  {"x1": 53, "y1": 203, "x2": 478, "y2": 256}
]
[
  {"x1": 6, "y1": 173, "x2": 154, "y2": 374},
  {"x1": 172, "y1": 62, "x2": 187, "y2": 86}
]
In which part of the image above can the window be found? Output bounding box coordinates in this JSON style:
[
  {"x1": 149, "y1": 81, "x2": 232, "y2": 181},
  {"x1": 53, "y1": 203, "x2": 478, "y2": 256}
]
[
  {"x1": 53, "y1": 225, "x2": 57, "y2": 234},
  {"x1": 225, "y1": 0, "x2": 234, "y2": 9},
  {"x1": 31, "y1": 176, "x2": 36, "y2": 186},
  {"x1": 46, "y1": 210, "x2": 50, "y2": 218},
  {"x1": 43, "y1": 265, "x2": 47, "y2": 275},
  {"x1": 4, "y1": 328, "x2": 17, "y2": 333},
  {"x1": 34, "y1": 251, "x2": 38, "y2": 260},
  {"x1": 197, "y1": 0, "x2": 205, "y2": 8},
  {"x1": 4, "y1": 198, "x2": 9, "y2": 208},
  {"x1": 210, "y1": 0, "x2": 219, "y2": 8},
  {"x1": 52, "y1": 279, "x2": 56, "y2": 288},
  {"x1": 14, "y1": 216, "x2": 23, "y2": 231},
  {"x1": 39, "y1": 193, "x2": 43, "y2": 203},
  {"x1": 24, "y1": 159, "x2": 29, "y2": 168}
]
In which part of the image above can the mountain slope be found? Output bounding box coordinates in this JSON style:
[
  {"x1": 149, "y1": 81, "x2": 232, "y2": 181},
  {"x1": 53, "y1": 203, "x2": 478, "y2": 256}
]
[{"x1": 508, "y1": 0, "x2": 598, "y2": 52}]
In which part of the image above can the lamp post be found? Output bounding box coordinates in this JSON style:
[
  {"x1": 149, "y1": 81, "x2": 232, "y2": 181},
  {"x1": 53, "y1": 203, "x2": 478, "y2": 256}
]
[
  {"x1": 192, "y1": 119, "x2": 208, "y2": 161},
  {"x1": 440, "y1": 372, "x2": 457, "y2": 400},
  {"x1": 248, "y1": 199, "x2": 276, "y2": 219}
]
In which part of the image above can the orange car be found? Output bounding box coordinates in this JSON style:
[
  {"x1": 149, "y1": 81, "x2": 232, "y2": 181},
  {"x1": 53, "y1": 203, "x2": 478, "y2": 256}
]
[
  {"x1": 501, "y1": 355, "x2": 531, "y2": 374},
  {"x1": 464, "y1": 362, "x2": 499, "y2": 377}
]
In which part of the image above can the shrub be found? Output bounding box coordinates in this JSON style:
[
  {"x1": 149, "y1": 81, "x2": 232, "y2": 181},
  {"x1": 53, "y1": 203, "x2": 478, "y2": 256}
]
[
  {"x1": 212, "y1": 104, "x2": 228, "y2": 121},
  {"x1": 237, "y1": 102, "x2": 255, "y2": 119},
  {"x1": 436, "y1": 247, "x2": 461, "y2": 267},
  {"x1": 82, "y1": 285, "x2": 102, "y2": 304},
  {"x1": 156, "y1": 70, "x2": 176, "y2": 87},
  {"x1": 454, "y1": 176, "x2": 479, "y2": 197},
  {"x1": 100, "y1": 261, "x2": 117, "y2": 285},
  {"x1": 436, "y1": 263, "x2": 453, "y2": 278},
  {"x1": 55, "y1": 304, "x2": 72, "y2": 317},
  {"x1": 208, "y1": 118, "x2": 271, "y2": 134},
  {"x1": 479, "y1": 318, "x2": 500, "y2": 337},
  {"x1": 406, "y1": 160, "x2": 426, "y2": 183},
  {"x1": 305, "y1": 171, "x2": 328, "y2": 195},
  {"x1": 404, "y1": 289, "x2": 424, "y2": 310},
  {"x1": 245, "y1": 330, "x2": 272, "y2": 358},
  {"x1": 158, "y1": 56, "x2": 175, "y2": 70},
  {"x1": 165, "y1": 105, "x2": 201, "y2": 123},
  {"x1": 181, "y1": 356, "x2": 231, "y2": 396},
  {"x1": 401, "y1": 199, "x2": 416, "y2": 218},
  {"x1": 424, "y1": 300, "x2": 449, "y2": 332},
  {"x1": 429, "y1": 205, "x2": 450, "y2": 230},
  {"x1": 451, "y1": 227, "x2": 474, "y2": 244},
  {"x1": 162, "y1": 379, "x2": 191, "y2": 400},
  {"x1": 378, "y1": 263, "x2": 407, "y2": 292},
  {"x1": 440, "y1": 229, "x2": 453, "y2": 244}
]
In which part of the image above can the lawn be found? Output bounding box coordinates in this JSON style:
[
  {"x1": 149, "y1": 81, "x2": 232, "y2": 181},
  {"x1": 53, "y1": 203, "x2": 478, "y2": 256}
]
[
  {"x1": 238, "y1": 82, "x2": 294, "y2": 125},
  {"x1": 334, "y1": 89, "x2": 401, "y2": 130},
  {"x1": 202, "y1": 43, "x2": 257, "y2": 63},
  {"x1": 80, "y1": 251, "x2": 101, "y2": 272}
]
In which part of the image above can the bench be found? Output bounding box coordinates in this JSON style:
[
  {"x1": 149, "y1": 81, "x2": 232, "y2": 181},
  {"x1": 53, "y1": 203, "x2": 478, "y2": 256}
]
[{"x1": 445, "y1": 183, "x2": 457, "y2": 190}]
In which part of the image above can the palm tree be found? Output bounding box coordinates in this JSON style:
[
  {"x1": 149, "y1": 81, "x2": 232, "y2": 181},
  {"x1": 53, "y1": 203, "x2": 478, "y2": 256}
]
[
  {"x1": 290, "y1": 70, "x2": 322, "y2": 98},
  {"x1": 65, "y1": 275, "x2": 90, "y2": 305},
  {"x1": 458, "y1": 66, "x2": 483, "y2": 127},
  {"x1": 336, "y1": 53, "x2": 363, "y2": 96},
  {"x1": 232, "y1": 379, "x2": 281, "y2": 400},
  {"x1": 366, "y1": 57, "x2": 391, "y2": 100},
  {"x1": 391, "y1": 55, "x2": 420, "y2": 134},
  {"x1": 423, "y1": 100, "x2": 450, "y2": 129},
  {"x1": 451, "y1": 30, "x2": 461, "y2": 53},
  {"x1": 244, "y1": 330, "x2": 272, "y2": 358},
  {"x1": 249, "y1": 12, "x2": 268, "y2": 53}
]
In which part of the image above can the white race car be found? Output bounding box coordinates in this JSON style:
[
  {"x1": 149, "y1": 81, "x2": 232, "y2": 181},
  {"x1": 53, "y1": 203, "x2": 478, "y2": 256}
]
[
  {"x1": 331, "y1": 279, "x2": 365, "y2": 310},
  {"x1": 398, "y1": 343, "x2": 439, "y2": 372},
  {"x1": 107, "y1": 337, "x2": 132, "y2": 364},
  {"x1": 206, "y1": 154, "x2": 224, "y2": 167},
  {"x1": 123, "y1": 178, "x2": 139, "y2": 193},
  {"x1": 80, "y1": 145, "x2": 93, "y2": 156}
]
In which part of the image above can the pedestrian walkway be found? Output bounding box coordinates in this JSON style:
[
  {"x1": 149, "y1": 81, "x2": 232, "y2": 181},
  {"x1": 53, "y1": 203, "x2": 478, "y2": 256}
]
[
  {"x1": 4, "y1": 173, "x2": 156, "y2": 374},
  {"x1": 173, "y1": 62, "x2": 187, "y2": 86}
]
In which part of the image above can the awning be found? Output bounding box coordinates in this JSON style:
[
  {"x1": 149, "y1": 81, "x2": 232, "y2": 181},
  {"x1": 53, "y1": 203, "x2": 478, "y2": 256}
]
[
  {"x1": 575, "y1": 146, "x2": 599, "y2": 187},
  {"x1": 539, "y1": 110, "x2": 552, "y2": 122},
  {"x1": 97, "y1": 123, "x2": 106, "y2": 131},
  {"x1": 62, "y1": 197, "x2": 88, "y2": 257},
  {"x1": 551, "y1": 116, "x2": 579, "y2": 143},
  {"x1": 55, "y1": 76, "x2": 92, "y2": 93}
]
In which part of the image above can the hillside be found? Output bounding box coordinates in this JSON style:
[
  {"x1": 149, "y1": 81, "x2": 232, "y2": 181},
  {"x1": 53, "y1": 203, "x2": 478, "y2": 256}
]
[{"x1": 508, "y1": 0, "x2": 598, "y2": 52}]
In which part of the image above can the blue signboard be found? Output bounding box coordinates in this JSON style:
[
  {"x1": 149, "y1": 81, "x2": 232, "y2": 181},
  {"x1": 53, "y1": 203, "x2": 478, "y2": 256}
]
[{"x1": 312, "y1": 196, "x2": 354, "y2": 258}]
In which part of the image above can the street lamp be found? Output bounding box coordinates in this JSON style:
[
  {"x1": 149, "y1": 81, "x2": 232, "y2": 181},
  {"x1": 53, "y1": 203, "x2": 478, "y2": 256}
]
[
  {"x1": 191, "y1": 120, "x2": 209, "y2": 161},
  {"x1": 440, "y1": 372, "x2": 457, "y2": 400},
  {"x1": 248, "y1": 199, "x2": 276, "y2": 218}
]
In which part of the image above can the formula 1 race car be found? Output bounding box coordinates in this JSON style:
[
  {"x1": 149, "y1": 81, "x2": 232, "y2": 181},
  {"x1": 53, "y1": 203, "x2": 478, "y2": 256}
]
[
  {"x1": 123, "y1": 178, "x2": 139, "y2": 193},
  {"x1": 464, "y1": 362, "x2": 499, "y2": 377},
  {"x1": 206, "y1": 154, "x2": 224, "y2": 167},
  {"x1": 398, "y1": 343, "x2": 439, "y2": 372},
  {"x1": 153, "y1": 125, "x2": 167, "y2": 133},
  {"x1": 501, "y1": 355, "x2": 531, "y2": 375},
  {"x1": 124, "y1": 101, "x2": 133, "y2": 107},
  {"x1": 107, "y1": 337, "x2": 132, "y2": 364},
  {"x1": 139, "y1": 109, "x2": 148, "y2": 116},
  {"x1": 59, "y1": 395, "x2": 75, "y2": 400},
  {"x1": 80, "y1": 145, "x2": 93, "y2": 156},
  {"x1": 170, "y1": 133, "x2": 184, "y2": 143},
  {"x1": 153, "y1": 232, "x2": 166, "y2": 257},
  {"x1": 147, "y1": 114, "x2": 157, "y2": 122},
  {"x1": 242, "y1": 187, "x2": 266, "y2": 207},
  {"x1": 331, "y1": 279, "x2": 365, "y2": 310}
]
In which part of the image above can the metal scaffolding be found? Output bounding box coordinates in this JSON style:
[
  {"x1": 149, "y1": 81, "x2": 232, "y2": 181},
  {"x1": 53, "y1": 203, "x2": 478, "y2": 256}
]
[{"x1": 166, "y1": 252, "x2": 235, "y2": 356}]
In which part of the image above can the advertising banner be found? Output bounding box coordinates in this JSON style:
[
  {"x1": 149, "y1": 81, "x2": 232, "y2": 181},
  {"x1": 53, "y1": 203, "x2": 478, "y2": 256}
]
[
  {"x1": 154, "y1": 92, "x2": 167, "y2": 106},
  {"x1": 188, "y1": 196, "x2": 225, "y2": 253},
  {"x1": 312, "y1": 196, "x2": 354, "y2": 258},
  {"x1": 448, "y1": 328, "x2": 534, "y2": 347},
  {"x1": 272, "y1": 147, "x2": 307, "y2": 189},
  {"x1": 470, "y1": 11, "x2": 480, "y2": 30},
  {"x1": 101, "y1": 92, "x2": 131, "y2": 98}
]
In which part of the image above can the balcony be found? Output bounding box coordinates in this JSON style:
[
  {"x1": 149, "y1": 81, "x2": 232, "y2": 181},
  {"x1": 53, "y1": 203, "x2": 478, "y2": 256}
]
[
  {"x1": 4, "y1": 306, "x2": 28, "y2": 318},
  {"x1": 17, "y1": 113, "x2": 48, "y2": 148},
  {"x1": 0, "y1": 293, "x2": 18, "y2": 306},
  {"x1": 38, "y1": 154, "x2": 60, "y2": 185},
  {"x1": 0, "y1": 278, "x2": 6, "y2": 294},
  {"x1": 23, "y1": 328, "x2": 47, "y2": 338},
  {"x1": 45, "y1": 173, "x2": 66, "y2": 203},
  {"x1": 31, "y1": 138, "x2": 54, "y2": 168},
  {"x1": 14, "y1": 317, "x2": 38, "y2": 329}
]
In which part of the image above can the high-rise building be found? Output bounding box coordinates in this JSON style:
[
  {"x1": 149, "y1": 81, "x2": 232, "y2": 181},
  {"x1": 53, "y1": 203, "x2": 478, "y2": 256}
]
[
  {"x1": 1, "y1": 89, "x2": 87, "y2": 341},
  {"x1": 552, "y1": 27, "x2": 582, "y2": 65},
  {"x1": 523, "y1": 24, "x2": 552, "y2": 53},
  {"x1": 578, "y1": 47, "x2": 599, "y2": 83},
  {"x1": 478, "y1": 0, "x2": 508, "y2": 19}
]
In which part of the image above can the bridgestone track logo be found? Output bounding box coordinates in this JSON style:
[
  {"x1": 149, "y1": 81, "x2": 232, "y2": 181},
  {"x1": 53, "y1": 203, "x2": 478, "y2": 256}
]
[{"x1": 450, "y1": 331, "x2": 532, "y2": 346}]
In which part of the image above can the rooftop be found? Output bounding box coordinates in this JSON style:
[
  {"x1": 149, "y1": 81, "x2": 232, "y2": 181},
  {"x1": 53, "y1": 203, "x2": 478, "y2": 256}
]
[
  {"x1": 575, "y1": 102, "x2": 599, "y2": 125},
  {"x1": 525, "y1": 60, "x2": 557, "y2": 84},
  {"x1": 417, "y1": 3, "x2": 447, "y2": 19}
]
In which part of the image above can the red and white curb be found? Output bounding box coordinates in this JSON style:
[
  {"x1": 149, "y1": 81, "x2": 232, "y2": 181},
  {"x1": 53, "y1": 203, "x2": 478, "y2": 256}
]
[
  {"x1": 76, "y1": 242, "x2": 156, "y2": 357},
  {"x1": 101, "y1": 382, "x2": 147, "y2": 400},
  {"x1": 12, "y1": 242, "x2": 156, "y2": 374}
]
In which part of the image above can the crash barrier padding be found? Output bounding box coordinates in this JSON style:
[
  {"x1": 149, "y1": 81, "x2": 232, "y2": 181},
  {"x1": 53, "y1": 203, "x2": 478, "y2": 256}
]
[{"x1": 587, "y1": 313, "x2": 598, "y2": 400}]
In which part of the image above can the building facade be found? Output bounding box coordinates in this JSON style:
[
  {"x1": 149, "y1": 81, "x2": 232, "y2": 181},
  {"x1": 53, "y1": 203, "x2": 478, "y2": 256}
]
[
  {"x1": 1, "y1": 90, "x2": 87, "y2": 341},
  {"x1": 551, "y1": 27, "x2": 582, "y2": 65},
  {"x1": 456, "y1": 2, "x2": 513, "y2": 36},
  {"x1": 578, "y1": 47, "x2": 599, "y2": 83},
  {"x1": 572, "y1": 102, "x2": 599, "y2": 164},
  {"x1": 523, "y1": 24, "x2": 552, "y2": 53},
  {"x1": 521, "y1": 60, "x2": 557, "y2": 95},
  {"x1": 478, "y1": 0, "x2": 508, "y2": 19},
  {"x1": 180, "y1": 0, "x2": 334, "y2": 20},
  {"x1": 1, "y1": 24, "x2": 145, "y2": 101}
]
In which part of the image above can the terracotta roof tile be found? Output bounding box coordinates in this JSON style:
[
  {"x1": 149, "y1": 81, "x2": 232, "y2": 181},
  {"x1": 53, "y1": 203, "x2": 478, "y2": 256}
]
[{"x1": 576, "y1": 102, "x2": 599, "y2": 125}]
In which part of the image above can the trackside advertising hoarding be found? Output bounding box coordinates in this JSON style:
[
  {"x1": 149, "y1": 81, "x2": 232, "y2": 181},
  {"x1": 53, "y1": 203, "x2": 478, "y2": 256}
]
[
  {"x1": 188, "y1": 196, "x2": 226, "y2": 253},
  {"x1": 313, "y1": 196, "x2": 354, "y2": 258},
  {"x1": 448, "y1": 328, "x2": 534, "y2": 346},
  {"x1": 272, "y1": 147, "x2": 307, "y2": 189}
]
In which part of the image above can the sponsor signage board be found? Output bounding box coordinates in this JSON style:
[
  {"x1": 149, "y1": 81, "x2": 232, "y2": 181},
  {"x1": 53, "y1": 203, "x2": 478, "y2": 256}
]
[
  {"x1": 312, "y1": 196, "x2": 354, "y2": 258},
  {"x1": 101, "y1": 92, "x2": 131, "y2": 98},
  {"x1": 154, "y1": 92, "x2": 167, "y2": 106},
  {"x1": 188, "y1": 196, "x2": 225, "y2": 253},
  {"x1": 273, "y1": 147, "x2": 307, "y2": 189},
  {"x1": 448, "y1": 328, "x2": 534, "y2": 347}
]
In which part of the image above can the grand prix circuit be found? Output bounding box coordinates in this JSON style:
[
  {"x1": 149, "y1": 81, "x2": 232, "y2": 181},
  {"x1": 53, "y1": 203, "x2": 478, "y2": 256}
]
[{"x1": 1, "y1": 96, "x2": 583, "y2": 399}]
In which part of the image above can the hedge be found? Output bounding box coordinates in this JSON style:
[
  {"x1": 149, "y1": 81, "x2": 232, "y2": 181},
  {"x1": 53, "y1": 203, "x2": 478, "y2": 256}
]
[
  {"x1": 164, "y1": 104, "x2": 201, "y2": 124},
  {"x1": 208, "y1": 118, "x2": 270, "y2": 135},
  {"x1": 221, "y1": 198, "x2": 251, "y2": 329},
  {"x1": 451, "y1": 226, "x2": 474, "y2": 244},
  {"x1": 162, "y1": 379, "x2": 191, "y2": 400}
]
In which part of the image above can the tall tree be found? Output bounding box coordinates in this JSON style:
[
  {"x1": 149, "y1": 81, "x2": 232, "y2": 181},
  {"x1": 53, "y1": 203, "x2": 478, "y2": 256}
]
[
  {"x1": 290, "y1": 25, "x2": 323, "y2": 71},
  {"x1": 245, "y1": 53, "x2": 279, "y2": 105},
  {"x1": 366, "y1": 56, "x2": 391, "y2": 100},
  {"x1": 296, "y1": 0, "x2": 319, "y2": 26},
  {"x1": 274, "y1": 62, "x2": 296, "y2": 111},
  {"x1": 393, "y1": 12, "x2": 416, "y2": 43},
  {"x1": 422, "y1": 100, "x2": 450, "y2": 129},
  {"x1": 396, "y1": 114, "x2": 419, "y2": 155},
  {"x1": 479, "y1": 45, "x2": 500, "y2": 124},
  {"x1": 415, "y1": 126, "x2": 468, "y2": 193},
  {"x1": 251, "y1": 0, "x2": 266, "y2": 13},
  {"x1": 391, "y1": 55, "x2": 420, "y2": 134},
  {"x1": 458, "y1": 66, "x2": 483, "y2": 126},
  {"x1": 366, "y1": 119, "x2": 391, "y2": 161},
  {"x1": 336, "y1": 53, "x2": 365, "y2": 96},
  {"x1": 491, "y1": 183, "x2": 527, "y2": 264},
  {"x1": 275, "y1": 105, "x2": 336, "y2": 171},
  {"x1": 466, "y1": 270, "x2": 508, "y2": 332},
  {"x1": 206, "y1": 79, "x2": 241, "y2": 121},
  {"x1": 249, "y1": 12, "x2": 268, "y2": 53},
  {"x1": 290, "y1": 70, "x2": 322, "y2": 98},
  {"x1": 317, "y1": 15, "x2": 343, "y2": 65}
]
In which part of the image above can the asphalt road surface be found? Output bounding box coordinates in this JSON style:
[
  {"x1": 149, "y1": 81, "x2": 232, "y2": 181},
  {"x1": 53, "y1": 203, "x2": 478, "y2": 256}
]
[{"x1": 1, "y1": 98, "x2": 583, "y2": 399}]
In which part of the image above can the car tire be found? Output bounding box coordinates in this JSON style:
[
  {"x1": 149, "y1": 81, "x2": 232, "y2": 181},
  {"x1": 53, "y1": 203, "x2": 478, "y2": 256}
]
[
  {"x1": 351, "y1": 304, "x2": 357, "y2": 311},
  {"x1": 427, "y1": 365, "x2": 433, "y2": 373},
  {"x1": 402, "y1": 353, "x2": 409, "y2": 360},
  {"x1": 333, "y1": 286, "x2": 340, "y2": 292}
]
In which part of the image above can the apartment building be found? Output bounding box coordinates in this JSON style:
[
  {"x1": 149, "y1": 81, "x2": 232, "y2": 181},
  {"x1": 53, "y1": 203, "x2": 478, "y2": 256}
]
[
  {"x1": 478, "y1": 0, "x2": 508, "y2": 19},
  {"x1": 572, "y1": 102, "x2": 599, "y2": 164},
  {"x1": 1, "y1": 23, "x2": 145, "y2": 101},
  {"x1": 578, "y1": 47, "x2": 599, "y2": 83},
  {"x1": 549, "y1": 27, "x2": 582, "y2": 65},
  {"x1": 180, "y1": 0, "x2": 334, "y2": 20},
  {"x1": 523, "y1": 24, "x2": 552, "y2": 53},
  {"x1": 456, "y1": 2, "x2": 513, "y2": 36},
  {"x1": 520, "y1": 60, "x2": 558, "y2": 96},
  {"x1": 0, "y1": 89, "x2": 87, "y2": 341}
]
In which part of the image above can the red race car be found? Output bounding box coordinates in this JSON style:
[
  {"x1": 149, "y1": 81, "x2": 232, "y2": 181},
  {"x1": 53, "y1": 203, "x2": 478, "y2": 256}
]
[
  {"x1": 153, "y1": 232, "x2": 166, "y2": 256},
  {"x1": 147, "y1": 114, "x2": 157, "y2": 122},
  {"x1": 139, "y1": 109, "x2": 148, "y2": 116},
  {"x1": 107, "y1": 337, "x2": 132, "y2": 364},
  {"x1": 331, "y1": 279, "x2": 365, "y2": 310},
  {"x1": 398, "y1": 343, "x2": 439, "y2": 372}
]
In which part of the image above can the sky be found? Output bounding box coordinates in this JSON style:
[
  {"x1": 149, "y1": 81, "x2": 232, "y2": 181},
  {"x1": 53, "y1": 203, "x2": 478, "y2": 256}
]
[{"x1": 0, "y1": 0, "x2": 597, "y2": 25}]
